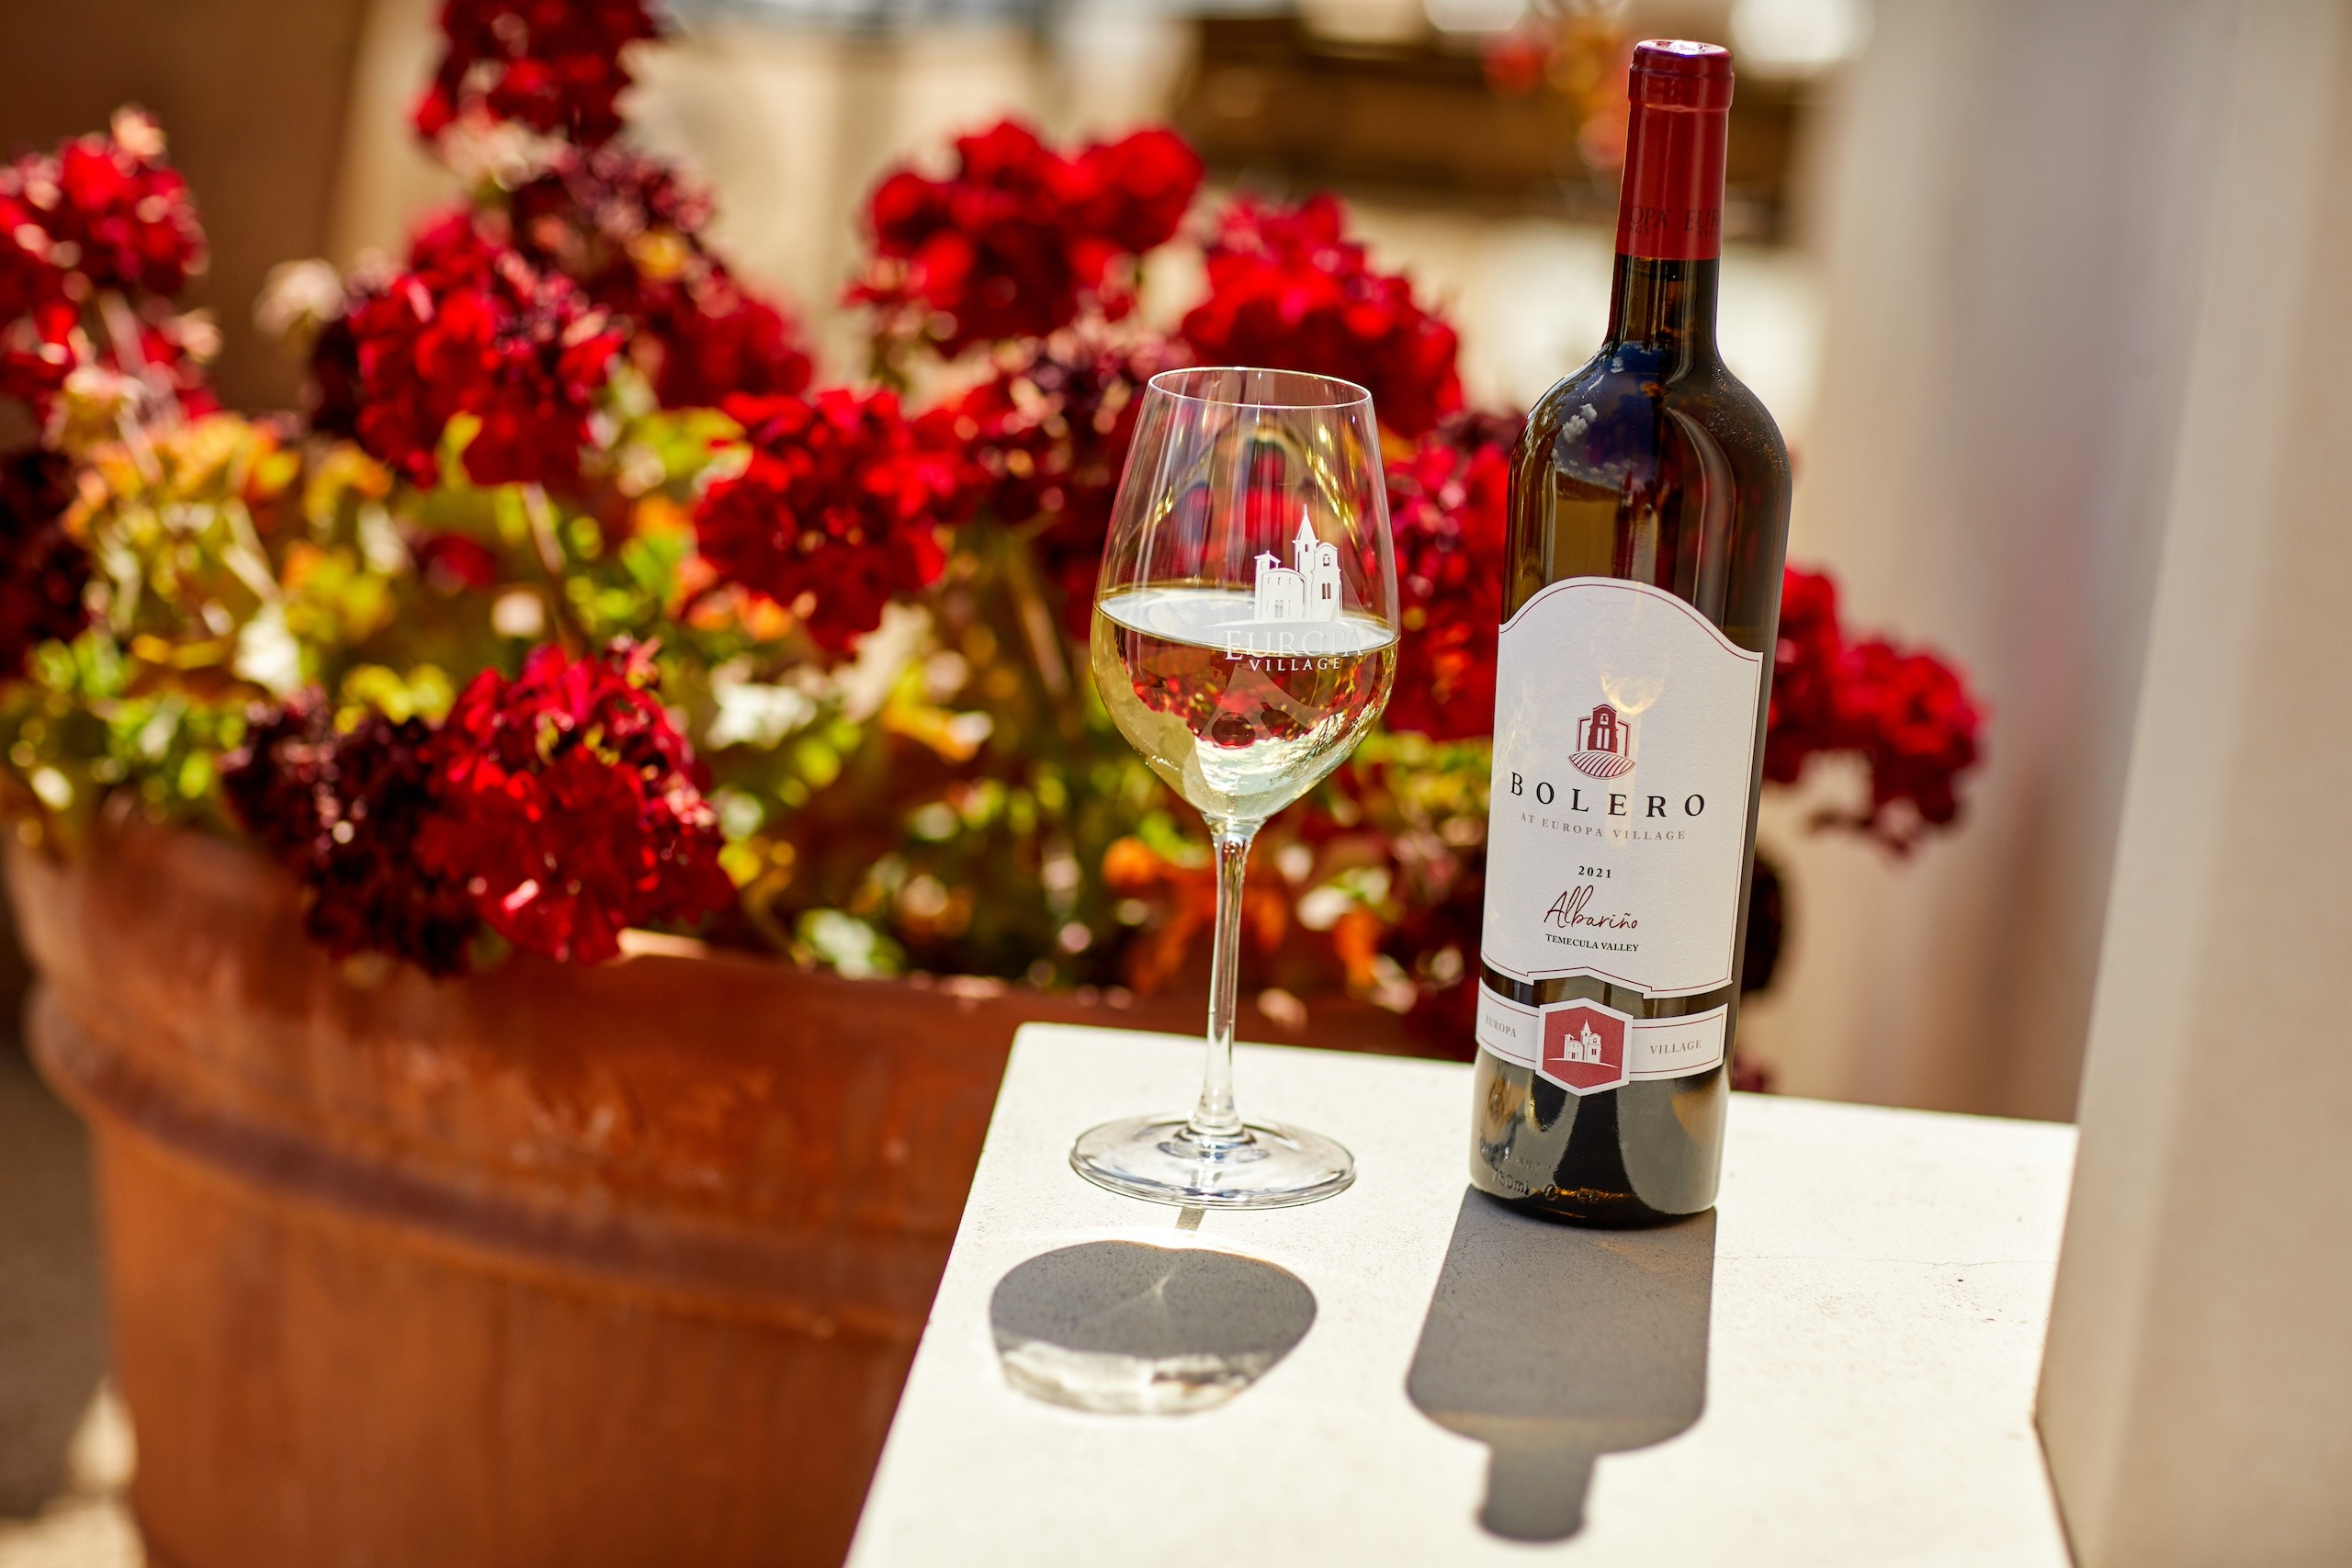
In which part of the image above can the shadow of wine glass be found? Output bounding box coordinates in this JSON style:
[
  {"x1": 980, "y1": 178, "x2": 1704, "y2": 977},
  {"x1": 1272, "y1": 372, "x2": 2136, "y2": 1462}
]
[
  {"x1": 989, "y1": 1239, "x2": 1317, "y2": 1416},
  {"x1": 1406, "y1": 1190, "x2": 1716, "y2": 1541}
]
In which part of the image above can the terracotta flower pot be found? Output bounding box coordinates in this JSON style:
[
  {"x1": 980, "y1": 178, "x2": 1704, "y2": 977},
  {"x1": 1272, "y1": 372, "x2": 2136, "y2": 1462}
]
[{"x1": 6, "y1": 808, "x2": 1414, "y2": 1568}]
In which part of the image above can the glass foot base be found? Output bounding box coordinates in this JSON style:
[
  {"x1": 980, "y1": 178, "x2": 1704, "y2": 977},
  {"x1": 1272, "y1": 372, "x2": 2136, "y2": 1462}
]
[{"x1": 1070, "y1": 1116, "x2": 1356, "y2": 1210}]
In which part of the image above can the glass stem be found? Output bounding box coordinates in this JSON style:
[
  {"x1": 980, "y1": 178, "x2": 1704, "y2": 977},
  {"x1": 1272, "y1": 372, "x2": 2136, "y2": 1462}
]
[{"x1": 1188, "y1": 824, "x2": 1256, "y2": 1145}]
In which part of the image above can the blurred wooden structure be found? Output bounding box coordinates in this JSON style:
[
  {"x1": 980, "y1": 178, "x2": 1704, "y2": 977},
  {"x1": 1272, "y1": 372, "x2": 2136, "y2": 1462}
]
[{"x1": 1172, "y1": 17, "x2": 1804, "y2": 238}]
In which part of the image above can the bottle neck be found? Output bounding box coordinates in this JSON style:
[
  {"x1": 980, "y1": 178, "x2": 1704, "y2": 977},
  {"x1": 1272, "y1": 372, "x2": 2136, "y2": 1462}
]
[
  {"x1": 1604, "y1": 255, "x2": 1720, "y2": 367},
  {"x1": 1607, "y1": 51, "x2": 1729, "y2": 370}
]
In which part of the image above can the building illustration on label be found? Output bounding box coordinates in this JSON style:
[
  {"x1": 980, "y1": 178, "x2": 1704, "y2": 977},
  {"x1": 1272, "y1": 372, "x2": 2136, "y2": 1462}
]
[
  {"x1": 1250, "y1": 516, "x2": 1342, "y2": 623},
  {"x1": 1559, "y1": 1020, "x2": 1607, "y2": 1064},
  {"x1": 1571, "y1": 702, "x2": 1634, "y2": 778},
  {"x1": 1539, "y1": 1002, "x2": 1629, "y2": 1094}
]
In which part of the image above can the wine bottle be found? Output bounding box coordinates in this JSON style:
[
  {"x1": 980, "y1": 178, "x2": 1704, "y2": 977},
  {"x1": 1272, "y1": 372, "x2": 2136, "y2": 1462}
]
[{"x1": 1469, "y1": 39, "x2": 1791, "y2": 1226}]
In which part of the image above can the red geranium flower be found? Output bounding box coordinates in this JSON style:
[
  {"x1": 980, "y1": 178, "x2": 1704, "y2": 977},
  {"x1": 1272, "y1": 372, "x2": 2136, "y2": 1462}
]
[
  {"x1": 0, "y1": 111, "x2": 214, "y2": 420},
  {"x1": 1382, "y1": 412, "x2": 1518, "y2": 739},
  {"x1": 643, "y1": 284, "x2": 811, "y2": 410},
  {"x1": 0, "y1": 299, "x2": 79, "y2": 415},
  {"x1": 324, "y1": 215, "x2": 620, "y2": 490},
  {"x1": 1071, "y1": 126, "x2": 1208, "y2": 256},
  {"x1": 1763, "y1": 565, "x2": 1845, "y2": 785},
  {"x1": 1180, "y1": 194, "x2": 1463, "y2": 440},
  {"x1": 0, "y1": 187, "x2": 65, "y2": 322},
  {"x1": 950, "y1": 330, "x2": 1181, "y2": 629},
  {"x1": 124, "y1": 310, "x2": 220, "y2": 419},
  {"x1": 0, "y1": 450, "x2": 89, "y2": 673},
  {"x1": 1766, "y1": 566, "x2": 1984, "y2": 850},
  {"x1": 413, "y1": 531, "x2": 503, "y2": 592},
  {"x1": 0, "y1": 207, "x2": 73, "y2": 412},
  {"x1": 1835, "y1": 638, "x2": 1983, "y2": 844},
  {"x1": 849, "y1": 120, "x2": 1203, "y2": 356},
  {"x1": 305, "y1": 308, "x2": 365, "y2": 443},
  {"x1": 511, "y1": 141, "x2": 713, "y2": 264},
  {"x1": 221, "y1": 700, "x2": 484, "y2": 978},
  {"x1": 405, "y1": 205, "x2": 506, "y2": 282},
  {"x1": 37, "y1": 114, "x2": 207, "y2": 297},
  {"x1": 414, "y1": 0, "x2": 662, "y2": 148},
  {"x1": 695, "y1": 387, "x2": 978, "y2": 653},
  {"x1": 506, "y1": 147, "x2": 814, "y2": 409},
  {"x1": 418, "y1": 640, "x2": 735, "y2": 964}
]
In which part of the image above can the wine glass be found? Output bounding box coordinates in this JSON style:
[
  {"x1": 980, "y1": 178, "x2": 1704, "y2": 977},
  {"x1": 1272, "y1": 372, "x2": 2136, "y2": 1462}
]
[{"x1": 1072, "y1": 367, "x2": 1399, "y2": 1209}]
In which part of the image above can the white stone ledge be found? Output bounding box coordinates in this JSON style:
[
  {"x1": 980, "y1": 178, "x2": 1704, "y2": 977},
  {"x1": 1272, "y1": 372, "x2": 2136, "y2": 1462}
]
[{"x1": 851, "y1": 1024, "x2": 2075, "y2": 1566}]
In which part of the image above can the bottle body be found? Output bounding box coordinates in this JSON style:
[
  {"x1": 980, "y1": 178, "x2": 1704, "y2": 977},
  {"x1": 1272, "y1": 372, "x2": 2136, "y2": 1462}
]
[{"x1": 1470, "y1": 42, "x2": 1791, "y2": 1226}]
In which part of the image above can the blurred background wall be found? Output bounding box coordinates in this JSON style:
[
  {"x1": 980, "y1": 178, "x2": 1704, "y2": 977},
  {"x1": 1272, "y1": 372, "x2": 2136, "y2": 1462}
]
[
  {"x1": 1744, "y1": 0, "x2": 2240, "y2": 1118},
  {"x1": 0, "y1": 0, "x2": 2256, "y2": 1122},
  {"x1": 0, "y1": 0, "x2": 373, "y2": 411}
]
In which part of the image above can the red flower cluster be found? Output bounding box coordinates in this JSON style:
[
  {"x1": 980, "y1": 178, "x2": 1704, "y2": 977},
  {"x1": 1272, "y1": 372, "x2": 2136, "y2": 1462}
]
[
  {"x1": 224, "y1": 644, "x2": 734, "y2": 974},
  {"x1": 1833, "y1": 640, "x2": 1984, "y2": 843},
  {"x1": 1382, "y1": 412, "x2": 1518, "y2": 739},
  {"x1": 222, "y1": 702, "x2": 483, "y2": 977},
  {"x1": 695, "y1": 388, "x2": 977, "y2": 653},
  {"x1": 0, "y1": 450, "x2": 90, "y2": 673},
  {"x1": 0, "y1": 303, "x2": 76, "y2": 415},
  {"x1": 1180, "y1": 194, "x2": 1463, "y2": 440},
  {"x1": 417, "y1": 642, "x2": 735, "y2": 964},
  {"x1": 1761, "y1": 567, "x2": 1842, "y2": 784},
  {"x1": 0, "y1": 111, "x2": 210, "y2": 418},
  {"x1": 1767, "y1": 567, "x2": 1984, "y2": 850},
  {"x1": 121, "y1": 311, "x2": 220, "y2": 420},
  {"x1": 0, "y1": 193, "x2": 62, "y2": 322},
  {"x1": 317, "y1": 214, "x2": 620, "y2": 490},
  {"x1": 849, "y1": 120, "x2": 1203, "y2": 356},
  {"x1": 413, "y1": 530, "x2": 502, "y2": 593},
  {"x1": 642, "y1": 277, "x2": 808, "y2": 412},
  {"x1": 506, "y1": 145, "x2": 813, "y2": 410},
  {"x1": 37, "y1": 120, "x2": 208, "y2": 296},
  {"x1": 413, "y1": 0, "x2": 661, "y2": 148},
  {"x1": 950, "y1": 332, "x2": 1179, "y2": 629}
]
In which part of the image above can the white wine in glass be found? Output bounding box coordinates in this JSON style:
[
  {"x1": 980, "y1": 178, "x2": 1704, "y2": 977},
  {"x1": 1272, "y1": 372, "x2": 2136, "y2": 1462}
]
[{"x1": 1072, "y1": 367, "x2": 1398, "y2": 1209}]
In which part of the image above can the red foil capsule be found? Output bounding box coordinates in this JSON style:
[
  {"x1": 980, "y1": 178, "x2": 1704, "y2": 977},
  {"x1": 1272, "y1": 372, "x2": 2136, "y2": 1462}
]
[{"x1": 1614, "y1": 39, "x2": 1735, "y2": 262}]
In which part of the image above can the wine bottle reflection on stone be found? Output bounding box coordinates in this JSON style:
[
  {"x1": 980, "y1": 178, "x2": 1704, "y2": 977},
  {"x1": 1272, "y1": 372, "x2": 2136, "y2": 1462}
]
[{"x1": 1469, "y1": 39, "x2": 1791, "y2": 1226}]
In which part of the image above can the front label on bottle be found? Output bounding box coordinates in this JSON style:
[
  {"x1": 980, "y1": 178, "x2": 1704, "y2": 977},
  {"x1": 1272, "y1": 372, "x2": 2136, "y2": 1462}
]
[
  {"x1": 1476, "y1": 988, "x2": 1728, "y2": 1095},
  {"x1": 1480, "y1": 577, "x2": 1763, "y2": 1000}
]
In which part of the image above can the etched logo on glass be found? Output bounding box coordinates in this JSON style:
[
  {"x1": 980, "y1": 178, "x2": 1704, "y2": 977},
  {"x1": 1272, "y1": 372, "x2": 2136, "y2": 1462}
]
[
  {"x1": 1200, "y1": 514, "x2": 1363, "y2": 660},
  {"x1": 1247, "y1": 515, "x2": 1342, "y2": 625}
]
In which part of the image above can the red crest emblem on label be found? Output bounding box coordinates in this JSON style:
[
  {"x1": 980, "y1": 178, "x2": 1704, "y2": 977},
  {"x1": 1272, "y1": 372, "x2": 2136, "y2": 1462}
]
[
  {"x1": 1570, "y1": 703, "x2": 1634, "y2": 779},
  {"x1": 1539, "y1": 1002, "x2": 1630, "y2": 1094}
]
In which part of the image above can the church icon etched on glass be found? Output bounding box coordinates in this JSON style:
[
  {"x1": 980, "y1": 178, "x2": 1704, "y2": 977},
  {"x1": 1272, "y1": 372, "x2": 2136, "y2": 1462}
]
[{"x1": 1253, "y1": 517, "x2": 1342, "y2": 622}]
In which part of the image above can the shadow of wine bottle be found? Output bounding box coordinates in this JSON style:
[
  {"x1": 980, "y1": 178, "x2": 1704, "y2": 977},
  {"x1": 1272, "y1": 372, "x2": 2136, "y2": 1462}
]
[{"x1": 1407, "y1": 1190, "x2": 1715, "y2": 1540}]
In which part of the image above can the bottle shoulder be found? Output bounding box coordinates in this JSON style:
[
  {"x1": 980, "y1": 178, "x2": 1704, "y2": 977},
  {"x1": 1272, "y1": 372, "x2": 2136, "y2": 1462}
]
[
  {"x1": 1506, "y1": 343, "x2": 1792, "y2": 637},
  {"x1": 1522, "y1": 350, "x2": 1789, "y2": 492}
]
